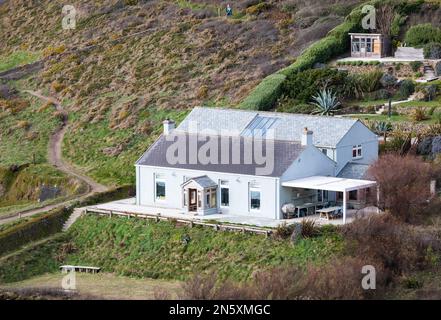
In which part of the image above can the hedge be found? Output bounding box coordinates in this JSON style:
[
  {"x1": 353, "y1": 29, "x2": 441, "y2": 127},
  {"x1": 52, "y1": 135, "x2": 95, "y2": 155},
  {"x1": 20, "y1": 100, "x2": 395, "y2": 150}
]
[
  {"x1": 240, "y1": 74, "x2": 286, "y2": 110},
  {"x1": 239, "y1": 3, "x2": 365, "y2": 111},
  {"x1": 0, "y1": 185, "x2": 135, "y2": 256},
  {"x1": 404, "y1": 24, "x2": 441, "y2": 47},
  {"x1": 0, "y1": 207, "x2": 70, "y2": 256}
]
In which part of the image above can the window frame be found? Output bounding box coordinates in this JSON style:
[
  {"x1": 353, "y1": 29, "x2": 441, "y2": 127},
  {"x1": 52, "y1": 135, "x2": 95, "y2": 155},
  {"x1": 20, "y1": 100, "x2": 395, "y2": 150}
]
[
  {"x1": 154, "y1": 174, "x2": 166, "y2": 201},
  {"x1": 249, "y1": 185, "x2": 261, "y2": 212},
  {"x1": 352, "y1": 144, "x2": 362, "y2": 159},
  {"x1": 205, "y1": 188, "x2": 217, "y2": 209},
  {"x1": 220, "y1": 180, "x2": 230, "y2": 208}
]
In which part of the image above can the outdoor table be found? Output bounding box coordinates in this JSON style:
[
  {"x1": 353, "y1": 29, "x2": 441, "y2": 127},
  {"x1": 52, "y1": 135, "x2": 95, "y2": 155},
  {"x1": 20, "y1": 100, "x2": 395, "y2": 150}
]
[
  {"x1": 316, "y1": 206, "x2": 342, "y2": 220},
  {"x1": 295, "y1": 202, "x2": 317, "y2": 217}
]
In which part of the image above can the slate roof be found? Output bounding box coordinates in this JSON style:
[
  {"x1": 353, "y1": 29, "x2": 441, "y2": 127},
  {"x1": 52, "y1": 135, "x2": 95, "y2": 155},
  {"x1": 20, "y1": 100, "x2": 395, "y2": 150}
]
[
  {"x1": 136, "y1": 133, "x2": 306, "y2": 177},
  {"x1": 337, "y1": 162, "x2": 370, "y2": 180},
  {"x1": 182, "y1": 175, "x2": 217, "y2": 188},
  {"x1": 176, "y1": 107, "x2": 360, "y2": 148}
]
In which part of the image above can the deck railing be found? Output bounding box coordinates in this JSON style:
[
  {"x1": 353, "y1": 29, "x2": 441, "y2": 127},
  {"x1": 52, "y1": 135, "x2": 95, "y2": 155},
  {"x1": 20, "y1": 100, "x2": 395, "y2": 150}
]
[{"x1": 84, "y1": 208, "x2": 273, "y2": 237}]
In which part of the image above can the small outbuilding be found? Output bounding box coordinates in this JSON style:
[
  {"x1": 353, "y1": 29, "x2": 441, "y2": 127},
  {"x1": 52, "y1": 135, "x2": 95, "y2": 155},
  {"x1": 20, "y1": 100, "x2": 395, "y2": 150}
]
[{"x1": 349, "y1": 33, "x2": 390, "y2": 58}]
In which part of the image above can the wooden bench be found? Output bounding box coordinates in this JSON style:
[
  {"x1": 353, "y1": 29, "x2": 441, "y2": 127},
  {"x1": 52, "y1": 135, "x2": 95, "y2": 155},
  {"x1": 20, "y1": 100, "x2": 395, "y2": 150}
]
[{"x1": 60, "y1": 265, "x2": 101, "y2": 274}]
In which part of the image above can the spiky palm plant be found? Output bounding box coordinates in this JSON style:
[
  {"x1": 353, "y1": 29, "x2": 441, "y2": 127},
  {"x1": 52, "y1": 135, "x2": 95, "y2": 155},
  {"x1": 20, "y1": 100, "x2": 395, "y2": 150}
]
[
  {"x1": 375, "y1": 121, "x2": 393, "y2": 143},
  {"x1": 310, "y1": 88, "x2": 341, "y2": 116}
]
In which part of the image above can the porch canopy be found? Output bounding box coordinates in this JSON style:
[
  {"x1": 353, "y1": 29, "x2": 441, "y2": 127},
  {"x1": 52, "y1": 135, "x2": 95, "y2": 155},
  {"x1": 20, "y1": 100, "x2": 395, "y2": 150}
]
[{"x1": 282, "y1": 176, "x2": 377, "y2": 223}]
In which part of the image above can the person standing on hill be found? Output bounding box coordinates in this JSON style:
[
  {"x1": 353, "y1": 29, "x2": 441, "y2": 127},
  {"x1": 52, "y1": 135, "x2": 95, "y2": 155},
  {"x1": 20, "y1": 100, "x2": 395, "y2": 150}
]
[{"x1": 226, "y1": 4, "x2": 233, "y2": 17}]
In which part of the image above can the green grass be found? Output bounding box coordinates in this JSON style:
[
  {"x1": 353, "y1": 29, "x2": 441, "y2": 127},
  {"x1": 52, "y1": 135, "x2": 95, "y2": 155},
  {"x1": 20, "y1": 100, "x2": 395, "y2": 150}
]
[
  {"x1": 396, "y1": 98, "x2": 441, "y2": 108},
  {"x1": 0, "y1": 51, "x2": 40, "y2": 73},
  {"x1": 0, "y1": 215, "x2": 344, "y2": 284},
  {"x1": 348, "y1": 97, "x2": 441, "y2": 109},
  {"x1": 0, "y1": 234, "x2": 66, "y2": 283},
  {"x1": 0, "y1": 164, "x2": 87, "y2": 217},
  {"x1": 0, "y1": 95, "x2": 59, "y2": 166},
  {"x1": 62, "y1": 107, "x2": 189, "y2": 186},
  {"x1": 64, "y1": 215, "x2": 344, "y2": 282}
]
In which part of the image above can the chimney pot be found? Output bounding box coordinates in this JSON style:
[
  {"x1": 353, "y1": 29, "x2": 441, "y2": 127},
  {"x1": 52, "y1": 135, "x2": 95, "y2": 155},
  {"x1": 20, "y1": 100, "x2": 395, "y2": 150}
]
[
  {"x1": 301, "y1": 128, "x2": 313, "y2": 146},
  {"x1": 163, "y1": 119, "x2": 175, "y2": 135}
]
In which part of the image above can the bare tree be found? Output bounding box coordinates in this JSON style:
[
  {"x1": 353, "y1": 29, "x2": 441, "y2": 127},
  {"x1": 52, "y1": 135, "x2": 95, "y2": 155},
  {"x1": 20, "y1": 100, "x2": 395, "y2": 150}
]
[
  {"x1": 367, "y1": 154, "x2": 434, "y2": 222},
  {"x1": 376, "y1": 3, "x2": 395, "y2": 36}
]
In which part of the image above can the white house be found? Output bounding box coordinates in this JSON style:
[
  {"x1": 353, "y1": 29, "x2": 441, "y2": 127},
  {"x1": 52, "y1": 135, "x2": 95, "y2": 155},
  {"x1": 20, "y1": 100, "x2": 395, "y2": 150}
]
[{"x1": 135, "y1": 107, "x2": 378, "y2": 223}]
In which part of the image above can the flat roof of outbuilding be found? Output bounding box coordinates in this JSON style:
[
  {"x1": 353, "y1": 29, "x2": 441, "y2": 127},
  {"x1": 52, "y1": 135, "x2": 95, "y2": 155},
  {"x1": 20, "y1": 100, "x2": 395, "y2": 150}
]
[{"x1": 282, "y1": 176, "x2": 376, "y2": 192}]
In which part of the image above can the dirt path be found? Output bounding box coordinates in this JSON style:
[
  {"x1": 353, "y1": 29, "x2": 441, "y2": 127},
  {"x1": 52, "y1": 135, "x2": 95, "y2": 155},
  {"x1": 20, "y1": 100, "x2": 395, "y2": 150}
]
[{"x1": 0, "y1": 91, "x2": 108, "y2": 225}]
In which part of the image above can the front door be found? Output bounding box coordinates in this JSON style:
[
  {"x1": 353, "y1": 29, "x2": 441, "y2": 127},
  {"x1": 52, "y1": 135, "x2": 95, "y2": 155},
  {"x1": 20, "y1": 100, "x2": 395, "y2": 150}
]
[{"x1": 188, "y1": 188, "x2": 197, "y2": 212}]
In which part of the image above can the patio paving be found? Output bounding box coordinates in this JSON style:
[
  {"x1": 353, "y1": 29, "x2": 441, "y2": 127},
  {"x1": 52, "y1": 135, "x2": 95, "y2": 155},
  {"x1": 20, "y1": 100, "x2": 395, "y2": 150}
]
[{"x1": 85, "y1": 198, "x2": 379, "y2": 228}]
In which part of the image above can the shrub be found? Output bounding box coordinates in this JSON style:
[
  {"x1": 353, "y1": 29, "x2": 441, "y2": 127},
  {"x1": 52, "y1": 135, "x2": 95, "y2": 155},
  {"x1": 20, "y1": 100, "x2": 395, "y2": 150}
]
[
  {"x1": 300, "y1": 219, "x2": 318, "y2": 238},
  {"x1": 50, "y1": 81, "x2": 65, "y2": 93},
  {"x1": 435, "y1": 61, "x2": 441, "y2": 77},
  {"x1": 283, "y1": 68, "x2": 347, "y2": 102},
  {"x1": 424, "y1": 42, "x2": 441, "y2": 59},
  {"x1": 410, "y1": 61, "x2": 423, "y2": 72},
  {"x1": 42, "y1": 45, "x2": 66, "y2": 58},
  {"x1": 428, "y1": 106, "x2": 437, "y2": 116},
  {"x1": 240, "y1": 74, "x2": 286, "y2": 110},
  {"x1": 367, "y1": 154, "x2": 435, "y2": 222},
  {"x1": 182, "y1": 257, "x2": 385, "y2": 300},
  {"x1": 273, "y1": 223, "x2": 294, "y2": 240},
  {"x1": 398, "y1": 79, "x2": 415, "y2": 99},
  {"x1": 404, "y1": 24, "x2": 441, "y2": 47},
  {"x1": 245, "y1": 2, "x2": 271, "y2": 15},
  {"x1": 353, "y1": 70, "x2": 383, "y2": 96},
  {"x1": 276, "y1": 100, "x2": 315, "y2": 114},
  {"x1": 342, "y1": 214, "x2": 440, "y2": 274},
  {"x1": 366, "y1": 89, "x2": 390, "y2": 100},
  {"x1": 411, "y1": 107, "x2": 428, "y2": 122}
]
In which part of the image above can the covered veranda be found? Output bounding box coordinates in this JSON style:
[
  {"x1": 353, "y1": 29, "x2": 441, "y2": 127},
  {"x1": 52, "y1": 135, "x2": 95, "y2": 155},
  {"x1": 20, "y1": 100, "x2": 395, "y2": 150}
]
[{"x1": 282, "y1": 176, "x2": 378, "y2": 224}]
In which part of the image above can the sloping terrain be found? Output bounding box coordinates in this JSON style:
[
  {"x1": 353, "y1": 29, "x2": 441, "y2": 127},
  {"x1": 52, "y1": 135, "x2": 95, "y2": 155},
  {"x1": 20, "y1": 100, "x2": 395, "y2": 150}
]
[{"x1": 0, "y1": 0, "x2": 362, "y2": 185}]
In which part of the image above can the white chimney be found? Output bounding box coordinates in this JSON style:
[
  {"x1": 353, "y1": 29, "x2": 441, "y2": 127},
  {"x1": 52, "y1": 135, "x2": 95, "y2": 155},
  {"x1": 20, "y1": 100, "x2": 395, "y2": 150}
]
[
  {"x1": 301, "y1": 127, "x2": 313, "y2": 146},
  {"x1": 163, "y1": 118, "x2": 175, "y2": 135}
]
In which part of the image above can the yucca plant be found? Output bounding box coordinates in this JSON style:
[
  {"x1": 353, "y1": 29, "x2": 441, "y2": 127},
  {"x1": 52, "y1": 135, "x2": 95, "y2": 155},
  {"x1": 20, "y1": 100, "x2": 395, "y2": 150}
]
[
  {"x1": 375, "y1": 121, "x2": 393, "y2": 143},
  {"x1": 310, "y1": 88, "x2": 341, "y2": 115}
]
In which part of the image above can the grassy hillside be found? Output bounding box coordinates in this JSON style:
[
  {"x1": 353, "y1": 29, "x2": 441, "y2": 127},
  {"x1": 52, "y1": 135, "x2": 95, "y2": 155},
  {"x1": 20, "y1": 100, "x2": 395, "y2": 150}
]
[
  {"x1": 0, "y1": 164, "x2": 86, "y2": 216},
  {"x1": 0, "y1": 92, "x2": 59, "y2": 166},
  {"x1": 0, "y1": 215, "x2": 344, "y2": 283},
  {"x1": 0, "y1": 0, "x2": 362, "y2": 185}
]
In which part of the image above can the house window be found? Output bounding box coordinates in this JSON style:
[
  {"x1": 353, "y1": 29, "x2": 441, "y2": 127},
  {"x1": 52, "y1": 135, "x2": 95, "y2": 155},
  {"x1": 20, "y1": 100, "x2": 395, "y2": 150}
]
[
  {"x1": 352, "y1": 145, "x2": 362, "y2": 159},
  {"x1": 352, "y1": 38, "x2": 361, "y2": 52},
  {"x1": 220, "y1": 180, "x2": 229, "y2": 207},
  {"x1": 155, "y1": 173, "x2": 166, "y2": 201},
  {"x1": 250, "y1": 182, "x2": 261, "y2": 211},
  {"x1": 205, "y1": 188, "x2": 217, "y2": 209},
  {"x1": 321, "y1": 149, "x2": 327, "y2": 155},
  {"x1": 366, "y1": 38, "x2": 373, "y2": 52},
  {"x1": 349, "y1": 190, "x2": 358, "y2": 201}
]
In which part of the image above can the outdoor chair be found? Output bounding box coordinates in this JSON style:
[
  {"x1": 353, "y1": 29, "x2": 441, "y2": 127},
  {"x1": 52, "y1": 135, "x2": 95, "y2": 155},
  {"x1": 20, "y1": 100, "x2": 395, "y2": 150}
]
[{"x1": 330, "y1": 208, "x2": 343, "y2": 219}]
